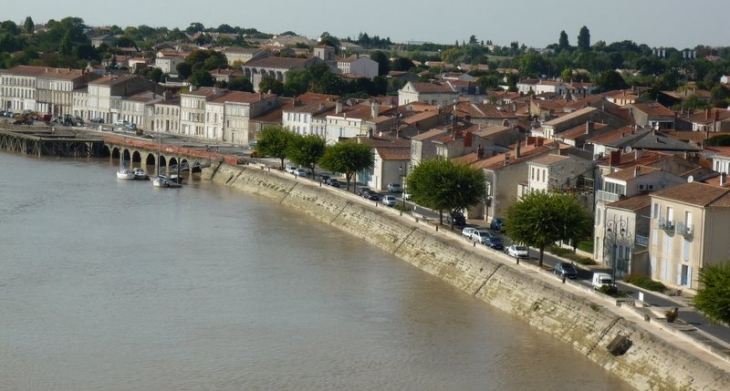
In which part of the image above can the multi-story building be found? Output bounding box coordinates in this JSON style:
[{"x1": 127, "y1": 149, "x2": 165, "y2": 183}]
[
  {"x1": 398, "y1": 81, "x2": 459, "y2": 107},
  {"x1": 36, "y1": 68, "x2": 98, "y2": 116},
  {"x1": 151, "y1": 95, "x2": 181, "y2": 134},
  {"x1": 324, "y1": 102, "x2": 384, "y2": 145},
  {"x1": 283, "y1": 100, "x2": 337, "y2": 137},
  {"x1": 649, "y1": 180, "x2": 730, "y2": 291},
  {"x1": 179, "y1": 87, "x2": 229, "y2": 139},
  {"x1": 86, "y1": 74, "x2": 157, "y2": 124},
  {"x1": 241, "y1": 56, "x2": 320, "y2": 92},
  {"x1": 221, "y1": 47, "x2": 269, "y2": 66}
]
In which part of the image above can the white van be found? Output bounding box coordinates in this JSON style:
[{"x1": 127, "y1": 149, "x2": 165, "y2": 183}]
[{"x1": 592, "y1": 272, "x2": 614, "y2": 289}]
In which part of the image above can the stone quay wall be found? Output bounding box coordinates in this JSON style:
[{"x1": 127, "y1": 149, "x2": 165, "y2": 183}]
[{"x1": 206, "y1": 163, "x2": 730, "y2": 391}]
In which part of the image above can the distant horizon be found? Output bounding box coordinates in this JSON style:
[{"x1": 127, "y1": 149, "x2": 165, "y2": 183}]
[{"x1": 7, "y1": 0, "x2": 730, "y2": 50}]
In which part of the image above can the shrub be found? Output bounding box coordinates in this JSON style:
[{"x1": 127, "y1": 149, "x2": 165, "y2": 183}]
[{"x1": 622, "y1": 273, "x2": 666, "y2": 292}]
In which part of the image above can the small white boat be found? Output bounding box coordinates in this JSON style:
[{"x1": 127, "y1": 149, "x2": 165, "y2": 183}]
[
  {"x1": 116, "y1": 160, "x2": 135, "y2": 180},
  {"x1": 116, "y1": 169, "x2": 135, "y2": 180},
  {"x1": 132, "y1": 168, "x2": 148, "y2": 180},
  {"x1": 151, "y1": 175, "x2": 181, "y2": 188}
]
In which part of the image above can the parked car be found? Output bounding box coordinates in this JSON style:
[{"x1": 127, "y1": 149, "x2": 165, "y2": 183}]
[
  {"x1": 294, "y1": 168, "x2": 307, "y2": 177},
  {"x1": 485, "y1": 235, "x2": 504, "y2": 250},
  {"x1": 387, "y1": 183, "x2": 402, "y2": 192},
  {"x1": 326, "y1": 178, "x2": 341, "y2": 188},
  {"x1": 366, "y1": 192, "x2": 380, "y2": 201},
  {"x1": 490, "y1": 217, "x2": 506, "y2": 231},
  {"x1": 319, "y1": 174, "x2": 331, "y2": 183},
  {"x1": 461, "y1": 227, "x2": 478, "y2": 239},
  {"x1": 114, "y1": 119, "x2": 127, "y2": 126},
  {"x1": 285, "y1": 164, "x2": 297, "y2": 174},
  {"x1": 382, "y1": 195, "x2": 397, "y2": 207},
  {"x1": 469, "y1": 229, "x2": 493, "y2": 245},
  {"x1": 90, "y1": 118, "x2": 104, "y2": 124},
  {"x1": 125, "y1": 123, "x2": 136, "y2": 130},
  {"x1": 446, "y1": 212, "x2": 466, "y2": 227},
  {"x1": 507, "y1": 245, "x2": 529, "y2": 259},
  {"x1": 592, "y1": 272, "x2": 614, "y2": 289},
  {"x1": 554, "y1": 262, "x2": 578, "y2": 279},
  {"x1": 357, "y1": 187, "x2": 372, "y2": 197}
]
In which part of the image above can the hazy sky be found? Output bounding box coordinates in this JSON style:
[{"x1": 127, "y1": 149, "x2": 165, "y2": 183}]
[{"x1": 8, "y1": 0, "x2": 729, "y2": 50}]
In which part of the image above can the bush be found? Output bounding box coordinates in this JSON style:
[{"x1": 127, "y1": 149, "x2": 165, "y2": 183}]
[
  {"x1": 622, "y1": 273, "x2": 666, "y2": 292},
  {"x1": 546, "y1": 245, "x2": 596, "y2": 265}
]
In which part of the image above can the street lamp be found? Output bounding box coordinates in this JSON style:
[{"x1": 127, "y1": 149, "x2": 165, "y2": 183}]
[
  {"x1": 400, "y1": 163, "x2": 408, "y2": 209},
  {"x1": 604, "y1": 216, "x2": 631, "y2": 287}
]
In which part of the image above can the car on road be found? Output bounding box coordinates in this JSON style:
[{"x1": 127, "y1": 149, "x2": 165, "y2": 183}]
[
  {"x1": 446, "y1": 212, "x2": 466, "y2": 227},
  {"x1": 357, "y1": 187, "x2": 372, "y2": 197},
  {"x1": 507, "y1": 245, "x2": 529, "y2": 259},
  {"x1": 484, "y1": 235, "x2": 504, "y2": 250},
  {"x1": 294, "y1": 168, "x2": 307, "y2": 177},
  {"x1": 461, "y1": 227, "x2": 478, "y2": 239},
  {"x1": 114, "y1": 119, "x2": 127, "y2": 126},
  {"x1": 365, "y1": 192, "x2": 380, "y2": 201},
  {"x1": 285, "y1": 164, "x2": 297, "y2": 174},
  {"x1": 490, "y1": 217, "x2": 505, "y2": 231},
  {"x1": 387, "y1": 183, "x2": 402, "y2": 192},
  {"x1": 326, "y1": 178, "x2": 341, "y2": 188},
  {"x1": 469, "y1": 229, "x2": 493, "y2": 245},
  {"x1": 592, "y1": 272, "x2": 614, "y2": 290},
  {"x1": 382, "y1": 195, "x2": 397, "y2": 207},
  {"x1": 554, "y1": 262, "x2": 578, "y2": 279},
  {"x1": 319, "y1": 174, "x2": 331, "y2": 183}
]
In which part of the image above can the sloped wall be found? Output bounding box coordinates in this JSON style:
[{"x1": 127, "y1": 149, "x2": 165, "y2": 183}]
[{"x1": 208, "y1": 163, "x2": 730, "y2": 391}]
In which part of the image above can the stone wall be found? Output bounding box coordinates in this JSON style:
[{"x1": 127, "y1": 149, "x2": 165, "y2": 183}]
[{"x1": 206, "y1": 163, "x2": 730, "y2": 391}]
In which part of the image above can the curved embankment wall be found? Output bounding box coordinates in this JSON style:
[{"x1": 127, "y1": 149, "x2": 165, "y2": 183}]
[{"x1": 207, "y1": 163, "x2": 730, "y2": 391}]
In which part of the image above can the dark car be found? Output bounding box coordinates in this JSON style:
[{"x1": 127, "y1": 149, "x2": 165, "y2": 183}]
[
  {"x1": 554, "y1": 262, "x2": 578, "y2": 279},
  {"x1": 490, "y1": 217, "x2": 505, "y2": 231},
  {"x1": 326, "y1": 178, "x2": 341, "y2": 188},
  {"x1": 485, "y1": 235, "x2": 504, "y2": 250},
  {"x1": 357, "y1": 187, "x2": 372, "y2": 197},
  {"x1": 446, "y1": 212, "x2": 466, "y2": 227},
  {"x1": 366, "y1": 192, "x2": 380, "y2": 201},
  {"x1": 320, "y1": 174, "x2": 331, "y2": 183}
]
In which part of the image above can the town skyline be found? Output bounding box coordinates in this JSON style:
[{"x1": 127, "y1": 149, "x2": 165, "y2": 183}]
[{"x1": 7, "y1": 0, "x2": 730, "y2": 51}]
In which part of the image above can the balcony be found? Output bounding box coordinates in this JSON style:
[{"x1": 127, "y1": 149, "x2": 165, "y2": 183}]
[
  {"x1": 675, "y1": 221, "x2": 694, "y2": 237},
  {"x1": 658, "y1": 218, "x2": 675, "y2": 231},
  {"x1": 596, "y1": 190, "x2": 620, "y2": 204}
]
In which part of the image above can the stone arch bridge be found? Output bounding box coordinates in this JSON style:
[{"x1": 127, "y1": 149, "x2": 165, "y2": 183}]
[{"x1": 103, "y1": 135, "x2": 220, "y2": 178}]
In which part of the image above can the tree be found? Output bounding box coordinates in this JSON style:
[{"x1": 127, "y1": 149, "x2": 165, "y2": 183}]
[
  {"x1": 370, "y1": 50, "x2": 390, "y2": 76},
  {"x1": 694, "y1": 263, "x2": 730, "y2": 325},
  {"x1": 256, "y1": 126, "x2": 294, "y2": 169},
  {"x1": 577, "y1": 26, "x2": 591, "y2": 51},
  {"x1": 228, "y1": 76, "x2": 254, "y2": 92},
  {"x1": 506, "y1": 192, "x2": 592, "y2": 267},
  {"x1": 258, "y1": 77, "x2": 284, "y2": 95},
  {"x1": 596, "y1": 70, "x2": 629, "y2": 92},
  {"x1": 406, "y1": 160, "x2": 486, "y2": 228},
  {"x1": 189, "y1": 69, "x2": 214, "y2": 87},
  {"x1": 319, "y1": 142, "x2": 374, "y2": 191},
  {"x1": 558, "y1": 30, "x2": 569, "y2": 50},
  {"x1": 286, "y1": 134, "x2": 326, "y2": 178},
  {"x1": 23, "y1": 16, "x2": 34, "y2": 34},
  {"x1": 561, "y1": 68, "x2": 573, "y2": 82}
]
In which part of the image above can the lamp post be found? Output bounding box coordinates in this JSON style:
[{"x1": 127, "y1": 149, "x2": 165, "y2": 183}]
[
  {"x1": 604, "y1": 216, "x2": 630, "y2": 286},
  {"x1": 400, "y1": 163, "x2": 408, "y2": 209}
]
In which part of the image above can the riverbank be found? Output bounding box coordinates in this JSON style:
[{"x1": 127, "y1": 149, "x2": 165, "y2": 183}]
[{"x1": 205, "y1": 162, "x2": 730, "y2": 391}]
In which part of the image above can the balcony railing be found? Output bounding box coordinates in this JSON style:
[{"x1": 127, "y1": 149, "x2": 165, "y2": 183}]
[
  {"x1": 635, "y1": 234, "x2": 648, "y2": 247},
  {"x1": 675, "y1": 221, "x2": 694, "y2": 237},
  {"x1": 596, "y1": 190, "x2": 620, "y2": 204},
  {"x1": 658, "y1": 217, "x2": 675, "y2": 231}
]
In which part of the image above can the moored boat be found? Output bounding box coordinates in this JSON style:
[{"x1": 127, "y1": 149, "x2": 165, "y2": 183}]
[{"x1": 132, "y1": 168, "x2": 148, "y2": 180}]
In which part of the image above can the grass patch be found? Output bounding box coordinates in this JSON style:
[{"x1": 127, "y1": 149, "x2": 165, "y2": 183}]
[
  {"x1": 577, "y1": 240, "x2": 594, "y2": 253},
  {"x1": 546, "y1": 245, "x2": 597, "y2": 265},
  {"x1": 623, "y1": 273, "x2": 666, "y2": 292}
]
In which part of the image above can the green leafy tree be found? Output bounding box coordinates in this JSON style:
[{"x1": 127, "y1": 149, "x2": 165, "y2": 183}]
[
  {"x1": 558, "y1": 30, "x2": 569, "y2": 50},
  {"x1": 370, "y1": 50, "x2": 390, "y2": 76},
  {"x1": 406, "y1": 160, "x2": 486, "y2": 228},
  {"x1": 283, "y1": 69, "x2": 312, "y2": 96},
  {"x1": 694, "y1": 263, "x2": 730, "y2": 325},
  {"x1": 228, "y1": 76, "x2": 254, "y2": 92},
  {"x1": 506, "y1": 192, "x2": 592, "y2": 267},
  {"x1": 256, "y1": 126, "x2": 295, "y2": 169},
  {"x1": 577, "y1": 26, "x2": 591, "y2": 51},
  {"x1": 258, "y1": 77, "x2": 284, "y2": 95},
  {"x1": 287, "y1": 134, "x2": 326, "y2": 178},
  {"x1": 561, "y1": 68, "x2": 573, "y2": 82},
  {"x1": 319, "y1": 142, "x2": 374, "y2": 191},
  {"x1": 596, "y1": 70, "x2": 629, "y2": 92},
  {"x1": 176, "y1": 62, "x2": 192, "y2": 79},
  {"x1": 190, "y1": 69, "x2": 214, "y2": 87},
  {"x1": 23, "y1": 16, "x2": 34, "y2": 34}
]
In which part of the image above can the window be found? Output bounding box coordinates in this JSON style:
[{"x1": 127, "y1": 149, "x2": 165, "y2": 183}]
[
  {"x1": 685, "y1": 211, "x2": 692, "y2": 230},
  {"x1": 667, "y1": 207, "x2": 674, "y2": 223}
]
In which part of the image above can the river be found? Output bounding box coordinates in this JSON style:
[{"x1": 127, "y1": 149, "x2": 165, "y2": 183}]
[{"x1": 0, "y1": 152, "x2": 632, "y2": 390}]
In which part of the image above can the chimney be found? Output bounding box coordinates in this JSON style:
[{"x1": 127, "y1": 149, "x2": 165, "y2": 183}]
[
  {"x1": 515, "y1": 140, "x2": 521, "y2": 158},
  {"x1": 634, "y1": 166, "x2": 641, "y2": 177},
  {"x1": 585, "y1": 121, "x2": 594, "y2": 135},
  {"x1": 477, "y1": 144, "x2": 484, "y2": 159},
  {"x1": 609, "y1": 150, "x2": 621, "y2": 166},
  {"x1": 722, "y1": 173, "x2": 727, "y2": 187},
  {"x1": 504, "y1": 152, "x2": 511, "y2": 166},
  {"x1": 336, "y1": 101, "x2": 342, "y2": 114},
  {"x1": 371, "y1": 102, "x2": 379, "y2": 118}
]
